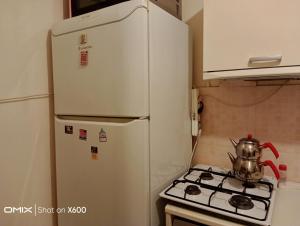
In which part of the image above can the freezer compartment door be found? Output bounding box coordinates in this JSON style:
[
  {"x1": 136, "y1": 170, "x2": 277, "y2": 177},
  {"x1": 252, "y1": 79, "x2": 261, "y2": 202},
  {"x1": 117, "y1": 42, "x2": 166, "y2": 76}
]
[
  {"x1": 52, "y1": 4, "x2": 148, "y2": 117},
  {"x1": 55, "y1": 117, "x2": 149, "y2": 226}
]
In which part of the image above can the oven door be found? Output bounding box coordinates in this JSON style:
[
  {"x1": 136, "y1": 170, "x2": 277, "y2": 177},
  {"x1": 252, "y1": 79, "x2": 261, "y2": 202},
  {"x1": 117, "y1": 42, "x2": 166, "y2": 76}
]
[
  {"x1": 70, "y1": 0, "x2": 129, "y2": 17},
  {"x1": 173, "y1": 218, "x2": 200, "y2": 226}
]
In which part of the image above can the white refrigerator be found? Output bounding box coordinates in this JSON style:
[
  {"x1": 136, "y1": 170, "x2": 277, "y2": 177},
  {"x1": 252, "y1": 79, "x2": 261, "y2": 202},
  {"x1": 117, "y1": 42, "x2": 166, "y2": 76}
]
[{"x1": 51, "y1": 1, "x2": 192, "y2": 226}]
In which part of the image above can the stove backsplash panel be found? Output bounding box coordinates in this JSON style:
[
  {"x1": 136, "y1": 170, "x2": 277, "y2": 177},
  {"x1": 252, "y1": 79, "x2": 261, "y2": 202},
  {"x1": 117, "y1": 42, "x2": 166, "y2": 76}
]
[{"x1": 193, "y1": 84, "x2": 300, "y2": 183}]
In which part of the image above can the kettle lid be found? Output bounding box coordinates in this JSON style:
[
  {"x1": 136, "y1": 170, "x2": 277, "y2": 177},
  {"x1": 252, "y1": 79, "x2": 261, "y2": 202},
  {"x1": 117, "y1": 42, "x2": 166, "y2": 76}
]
[{"x1": 239, "y1": 134, "x2": 259, "y2": 145}]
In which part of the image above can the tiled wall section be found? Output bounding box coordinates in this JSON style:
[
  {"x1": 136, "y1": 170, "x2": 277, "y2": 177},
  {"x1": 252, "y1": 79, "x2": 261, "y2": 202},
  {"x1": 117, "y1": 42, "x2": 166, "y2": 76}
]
[{"x1": 193, "y1": 82, "x2": 300, "y2": 182}]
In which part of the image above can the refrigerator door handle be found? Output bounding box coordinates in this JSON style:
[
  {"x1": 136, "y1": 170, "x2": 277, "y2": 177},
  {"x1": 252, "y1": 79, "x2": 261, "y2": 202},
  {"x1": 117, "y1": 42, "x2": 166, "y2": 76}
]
[{"x1": 56, "y1": 116, "x2": 148, "y2": 126}]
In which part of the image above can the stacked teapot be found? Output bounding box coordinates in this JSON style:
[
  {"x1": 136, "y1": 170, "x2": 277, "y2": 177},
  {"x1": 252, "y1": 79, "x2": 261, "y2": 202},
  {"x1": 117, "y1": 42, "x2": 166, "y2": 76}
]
[{"x1": 227, "y1": 134, "x2": 280, "y2": 183}]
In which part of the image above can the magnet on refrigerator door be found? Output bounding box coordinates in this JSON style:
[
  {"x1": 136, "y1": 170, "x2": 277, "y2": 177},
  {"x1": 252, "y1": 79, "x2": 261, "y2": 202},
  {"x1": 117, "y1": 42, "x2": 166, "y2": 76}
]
[
  {"x1": 91, "y1": 146, "x2": 98, "y2": 160},
  {"x1": 99, "y1": 128, "x2": 107, "y2": 142},
  {"x1": 79, "y1": 129, "x2": 87, "y2": 140},
  {"x1": 65, "y1": 125, "x2": 73, "y2": 134}
]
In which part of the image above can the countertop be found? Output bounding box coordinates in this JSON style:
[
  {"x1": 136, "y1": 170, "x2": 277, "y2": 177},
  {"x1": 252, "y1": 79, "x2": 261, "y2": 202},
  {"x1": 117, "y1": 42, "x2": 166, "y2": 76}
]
[{"x1": 272, "y1": 182, "x2": 300, "y2": 226}]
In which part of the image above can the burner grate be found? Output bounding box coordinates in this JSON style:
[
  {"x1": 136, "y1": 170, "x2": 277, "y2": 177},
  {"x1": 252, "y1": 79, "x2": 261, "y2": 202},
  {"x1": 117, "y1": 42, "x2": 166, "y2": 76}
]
[
  {"x1": 165, "y1": 179, "x2": 270, "y2": 221},
  {"x1": 164, "y1": 167, "x2": 273, "y2": 222},
  {"x1": 184, "y1": 167, "x2": 273, "y2": 199}
]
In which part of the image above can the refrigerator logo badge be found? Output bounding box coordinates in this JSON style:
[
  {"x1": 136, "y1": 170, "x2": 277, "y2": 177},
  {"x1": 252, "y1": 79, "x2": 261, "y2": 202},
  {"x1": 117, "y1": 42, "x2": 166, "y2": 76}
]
[
  {"x1": 65, "y1": 125, "x2": 73, "y2": 134},
  {"x1": 99, "y1": 129, "x2": 107, "y2": 142},
  {"x1": 80, "y1": 50, "x2": 88, "y2": 66},
  {"x1": 79, "y1": 129, "x2": 87, "y2": 140},
  {"x1": 80, "y1": 34, "x2": 87, "y2": 45}
]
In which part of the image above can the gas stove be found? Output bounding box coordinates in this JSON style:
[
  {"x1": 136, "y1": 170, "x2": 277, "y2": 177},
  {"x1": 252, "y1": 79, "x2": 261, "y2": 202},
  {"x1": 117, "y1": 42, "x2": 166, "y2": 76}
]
[{"x1": 160, "y1": 164, "x2": 277, "y2": 226}]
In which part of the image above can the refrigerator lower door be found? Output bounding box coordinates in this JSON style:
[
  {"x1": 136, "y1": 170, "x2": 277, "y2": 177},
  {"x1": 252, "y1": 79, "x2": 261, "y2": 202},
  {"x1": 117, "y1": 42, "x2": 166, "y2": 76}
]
[{"x1": 55, "y1": 116, "x2": 149, "y2": 226}]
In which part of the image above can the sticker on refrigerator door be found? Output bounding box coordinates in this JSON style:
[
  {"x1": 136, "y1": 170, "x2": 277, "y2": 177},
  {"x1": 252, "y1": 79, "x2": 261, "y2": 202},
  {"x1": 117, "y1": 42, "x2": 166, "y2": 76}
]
[
  {"x1": 79, "y1": 129, "x2": 87, "y2": 140},
  {"x1": 99, "y1": 129, "x2": 107, "y2": 142},
  {"x1": 91, "y1": 146, "x2": 98, "y2": 160},
  {"x1": 80, "y1": 50, "x2": 88, "y2": 66},
  {"x1": 65, "y1": 125, "x2": 73, "y2": 134}
]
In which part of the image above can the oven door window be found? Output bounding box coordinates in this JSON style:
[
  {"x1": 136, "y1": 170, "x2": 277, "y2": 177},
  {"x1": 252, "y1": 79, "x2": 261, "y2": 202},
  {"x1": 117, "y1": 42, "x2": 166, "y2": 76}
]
[{"x1": 71, "y1": 0, "x2": 129, "y2": 17}]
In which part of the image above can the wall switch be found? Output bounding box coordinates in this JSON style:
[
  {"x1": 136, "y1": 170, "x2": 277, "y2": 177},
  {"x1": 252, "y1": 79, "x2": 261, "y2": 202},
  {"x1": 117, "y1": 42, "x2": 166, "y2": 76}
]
[{"x1": 192, "y1": 89, "x2": 199, "y2": 136}]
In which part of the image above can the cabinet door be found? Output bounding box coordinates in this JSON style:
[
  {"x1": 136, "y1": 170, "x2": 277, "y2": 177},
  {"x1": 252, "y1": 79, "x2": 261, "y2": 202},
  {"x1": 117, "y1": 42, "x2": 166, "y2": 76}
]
[{"x1": 204, "y1": 0, "x2": 300, "y2": 72}]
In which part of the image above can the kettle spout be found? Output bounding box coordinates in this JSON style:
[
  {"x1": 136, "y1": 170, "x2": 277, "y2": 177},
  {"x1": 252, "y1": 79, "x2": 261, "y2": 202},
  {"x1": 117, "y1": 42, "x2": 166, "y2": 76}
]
[
  {"x1": 229, "y1": 138, "x2": 238, "y2": 148},
  {"x1": 227, "y1": 152, "x2": 236, "y2": 164}
]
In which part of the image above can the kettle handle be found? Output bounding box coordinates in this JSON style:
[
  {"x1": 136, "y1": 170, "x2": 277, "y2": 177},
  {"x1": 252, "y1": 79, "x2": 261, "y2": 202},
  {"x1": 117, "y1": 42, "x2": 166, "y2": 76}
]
[
  {"x1": 261, "y1": 142, "x2": 280, "y2": 159},
  {"x1": 263, "y1": 160, "x2": 280, "y2": 180}
]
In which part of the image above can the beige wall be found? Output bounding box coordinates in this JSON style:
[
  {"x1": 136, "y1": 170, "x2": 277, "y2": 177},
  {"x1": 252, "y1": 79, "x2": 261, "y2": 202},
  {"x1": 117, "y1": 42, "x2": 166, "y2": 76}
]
[
  {"x1": 0, "y1": 1, "x2": 63, "y2": 225},
  {"x1": 183, "y1": 0, "x2": 300, "y2": 182}
]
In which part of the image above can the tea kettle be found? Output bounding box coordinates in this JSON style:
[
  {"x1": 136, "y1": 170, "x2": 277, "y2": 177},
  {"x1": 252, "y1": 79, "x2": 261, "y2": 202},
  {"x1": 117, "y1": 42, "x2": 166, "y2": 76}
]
[
  {"x1": 228, "y1": 134, "x2": 280, "y2": 183},
  {"x1": 229, "y1": 134, "x2": 279, "y2": 159}
]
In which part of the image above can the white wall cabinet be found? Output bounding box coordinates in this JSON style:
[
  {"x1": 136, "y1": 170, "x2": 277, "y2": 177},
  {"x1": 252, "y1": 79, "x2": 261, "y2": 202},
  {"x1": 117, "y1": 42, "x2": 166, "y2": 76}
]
[{"x1": 203, "y1": 0, "x2": 300, "y2": 80}]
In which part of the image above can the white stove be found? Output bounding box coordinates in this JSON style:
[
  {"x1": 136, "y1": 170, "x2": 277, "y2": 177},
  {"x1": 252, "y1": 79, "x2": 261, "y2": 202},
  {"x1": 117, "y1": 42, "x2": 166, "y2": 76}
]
[{"x1": 160, "y1": 164, "x2": 277, "y2": 226}]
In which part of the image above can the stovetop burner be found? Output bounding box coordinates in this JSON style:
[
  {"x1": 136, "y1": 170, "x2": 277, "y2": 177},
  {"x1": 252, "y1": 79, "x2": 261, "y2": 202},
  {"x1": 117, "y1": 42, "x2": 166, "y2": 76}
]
[
  {"x1": 243, "y1": 182, "x2": 256, "y2": 188},
  {"x1": 200, "y1": 172, "x2": 214, "y2": 180},
  {"x1": 185, "y1": 185, "x2": 201, "y2": 195},
  {"x1": 229, "y1": 195, "x2": 254, "y2": 210}
]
